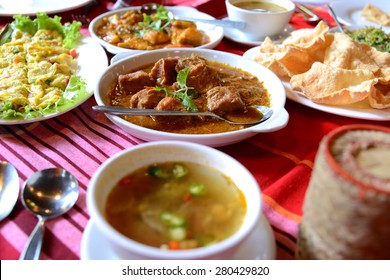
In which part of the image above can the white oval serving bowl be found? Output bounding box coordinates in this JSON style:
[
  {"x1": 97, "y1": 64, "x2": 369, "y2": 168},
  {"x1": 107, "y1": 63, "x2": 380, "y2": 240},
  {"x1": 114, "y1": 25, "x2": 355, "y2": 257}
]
[
  {"x1": 89, "y1": 6, "x2": 224, "y2": 54},
  {"x1": 94, "y1": 48, "x2": 289, "y2": 147},
  {"x1": 87, "y1": 140, "x2": 262, "y2": 260}
]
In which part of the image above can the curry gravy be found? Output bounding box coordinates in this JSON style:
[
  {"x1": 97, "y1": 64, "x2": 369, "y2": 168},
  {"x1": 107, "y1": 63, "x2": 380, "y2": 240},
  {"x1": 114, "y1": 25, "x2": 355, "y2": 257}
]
[{"x1": 109, "y1": 57, "x2": 271, "y2": 134}]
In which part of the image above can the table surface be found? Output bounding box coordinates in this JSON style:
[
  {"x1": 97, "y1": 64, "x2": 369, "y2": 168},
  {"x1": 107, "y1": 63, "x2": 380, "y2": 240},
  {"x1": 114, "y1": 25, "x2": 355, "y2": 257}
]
[{"x1": 0, "y1": 0, "x2": 388, "y2": 260}]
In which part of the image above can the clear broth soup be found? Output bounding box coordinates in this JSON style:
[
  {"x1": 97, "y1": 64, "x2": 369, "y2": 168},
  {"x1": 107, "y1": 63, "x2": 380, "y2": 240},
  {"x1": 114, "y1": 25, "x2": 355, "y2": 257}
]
[
  {"x1": 105, "y1": 161, "x2": 246, "y2": 250},
  {"x1": 234, "y1": 1, "x2": 287, "y2": 12}
]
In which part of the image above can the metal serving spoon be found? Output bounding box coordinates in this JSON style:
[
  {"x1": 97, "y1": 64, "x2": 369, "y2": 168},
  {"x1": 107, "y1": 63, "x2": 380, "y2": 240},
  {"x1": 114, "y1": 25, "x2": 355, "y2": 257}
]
[
  {"x1": 20, "y1": 168, "x2": 79, "y2": 260},
  {"x1": 93, "y1": 105, "x2": 273, "y2": 126},
  {"x1": 327, "y1": 4, "x2": 345, "y2": 34},
  {"x1": 140, "y1": 3, "x2": 246, "y2": 29},
  {"x1": 0, "y1": 161, "x2": 19, "y2": 222}
]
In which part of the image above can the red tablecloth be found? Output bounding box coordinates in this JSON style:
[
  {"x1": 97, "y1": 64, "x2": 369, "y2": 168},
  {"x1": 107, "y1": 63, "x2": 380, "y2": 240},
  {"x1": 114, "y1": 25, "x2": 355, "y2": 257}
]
[{"x1": 0, "y1": 0, "x2": 387, "y2": 260}]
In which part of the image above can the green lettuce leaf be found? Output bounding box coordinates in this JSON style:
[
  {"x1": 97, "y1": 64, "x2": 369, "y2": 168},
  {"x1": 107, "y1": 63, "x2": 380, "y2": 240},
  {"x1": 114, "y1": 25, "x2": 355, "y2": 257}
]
[
  {"x1": 0, "y1": 76, "x2": 89, "y2": 120},
  {"x1": 5, "y1": 12, "x2": 81, "y2": 48}
]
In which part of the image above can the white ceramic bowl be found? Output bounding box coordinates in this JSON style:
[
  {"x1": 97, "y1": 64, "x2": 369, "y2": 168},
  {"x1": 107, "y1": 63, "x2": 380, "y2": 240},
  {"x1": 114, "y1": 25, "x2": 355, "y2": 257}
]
[
  {"x1": 94, "y1": 48, "x2": 288, "y2": 147},
  {"x1": 87, "y1": 140, "x2": 262, "y2": 260},
  {"x1": 225, "y1": 0, "x2": 295, "y2": 41},
  {"x1": 88, "y1": 6, "x2": 224, "y2": 54}
]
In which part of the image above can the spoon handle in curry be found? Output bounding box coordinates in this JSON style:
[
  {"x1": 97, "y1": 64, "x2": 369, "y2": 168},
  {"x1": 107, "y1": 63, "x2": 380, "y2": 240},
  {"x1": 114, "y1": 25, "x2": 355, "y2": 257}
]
[{"x1": 175, "y1": 16, "x2": 246, "y2": 29}]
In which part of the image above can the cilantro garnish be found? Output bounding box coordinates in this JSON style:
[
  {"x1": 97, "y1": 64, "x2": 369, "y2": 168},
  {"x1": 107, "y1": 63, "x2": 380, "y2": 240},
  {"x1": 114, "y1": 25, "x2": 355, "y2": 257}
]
[
  {"x1": 346, "y1": 26, "x2": 390, "y2": 52},
  {"x1": 156, "y1": 68, "x2": 199, "y2": 112},
  {"x1": 137, "y1": 5, "x2": 171, "y2": 37}
]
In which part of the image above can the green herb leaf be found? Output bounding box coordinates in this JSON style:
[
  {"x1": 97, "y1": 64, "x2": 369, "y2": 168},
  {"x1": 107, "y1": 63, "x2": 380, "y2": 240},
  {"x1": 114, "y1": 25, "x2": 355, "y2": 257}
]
[
  {"x1": 177, "y1": 68, "x2": 189, "y2": 89},
  {"x1": 155, "y1": 68, "x2": 199, "y2": 112},
  {"x1": 137, "y1": 5, "x2": 171, "y2": 37},
  {"x1": 346, "y1": 26, "x2": 390, "y2": 52}
]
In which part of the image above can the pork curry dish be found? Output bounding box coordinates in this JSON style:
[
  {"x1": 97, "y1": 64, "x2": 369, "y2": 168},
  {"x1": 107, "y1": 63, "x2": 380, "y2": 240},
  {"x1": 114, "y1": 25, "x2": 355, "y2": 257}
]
[
  {"x1": 96, "y1": 6, "x2": 210, "y2": 50},
  {"x1": 109, "y1": 54, "x2": 271, "y2": 134}
]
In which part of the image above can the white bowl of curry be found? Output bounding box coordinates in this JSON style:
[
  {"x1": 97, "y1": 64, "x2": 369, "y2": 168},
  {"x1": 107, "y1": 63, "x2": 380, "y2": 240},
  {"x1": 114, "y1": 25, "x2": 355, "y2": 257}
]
[
  {"x1": 94, "y1": 48, "x2": 288, "y2": 147},
  {"x1": 88, "y1": 5, "x2": 224, "y2": 54}
]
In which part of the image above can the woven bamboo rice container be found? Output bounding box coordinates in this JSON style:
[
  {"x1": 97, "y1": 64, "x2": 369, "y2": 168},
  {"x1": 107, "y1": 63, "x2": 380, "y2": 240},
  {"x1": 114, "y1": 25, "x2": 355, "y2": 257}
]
[{"x1": 296, "y1": 124, "x2": 390, "y2": 259}]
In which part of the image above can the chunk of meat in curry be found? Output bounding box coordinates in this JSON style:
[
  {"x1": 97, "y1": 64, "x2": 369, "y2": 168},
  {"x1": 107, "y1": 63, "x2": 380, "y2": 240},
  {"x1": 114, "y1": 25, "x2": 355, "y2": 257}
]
[{"x1": 109, "y1": 55, "x2": 270, "y2": 134}]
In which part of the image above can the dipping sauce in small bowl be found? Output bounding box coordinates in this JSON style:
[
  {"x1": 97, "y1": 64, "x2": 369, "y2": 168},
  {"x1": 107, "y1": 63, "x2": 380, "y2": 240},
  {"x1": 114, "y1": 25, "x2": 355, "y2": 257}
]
[{"x1": 234, "y1": 1, "x2": 288, "y2": 12}]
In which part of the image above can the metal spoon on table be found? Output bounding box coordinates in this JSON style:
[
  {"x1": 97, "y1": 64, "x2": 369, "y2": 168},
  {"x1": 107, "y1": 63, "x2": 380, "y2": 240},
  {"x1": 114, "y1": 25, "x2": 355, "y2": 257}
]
[
  {"x1": 0, "y1": 161, "x2": 19, "y2": 222},
  {"x1": 327, "y1": 4, "x2": 345, "y2": 33},
  {"x1": 93, "y1": 105, "x2": 273, "y2": 126},
  {"x1": 20, "y1": 168, "x2": 79, "y2": 260},
  {"x1": 295, "y1": 3, "x2": 324, "y2": 25},
  {"x1": 140, "y1": 3, "x2": 246, "y2": 29}
]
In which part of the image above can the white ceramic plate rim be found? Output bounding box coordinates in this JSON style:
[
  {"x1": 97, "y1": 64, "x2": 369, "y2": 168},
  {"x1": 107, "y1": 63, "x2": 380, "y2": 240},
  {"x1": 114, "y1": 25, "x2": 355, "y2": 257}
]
[
  {"x1": 0, "y1": 35, "x2": 108, "y2": 125},
  {"x1": 94, "y1": 48, "x2": 288, "y2": 144},
  {"x1": 88, "y1": 6, "x2": 224, "y2": 54},
  {"x1": 243, "y1": 46, "x2": 390, "y2": 121},
  {"x1": 329, "y1": 0, "x2": 390, "y2": 33},
  {"x1": 0, "y1": 0, "x2": 92, "y2": 16},
  {"x1": 223, "y1": 19, "x2": 295, "y2": 46},
  {"x1": 80, "y1": 215, "x2": 276, "y2": 260}
]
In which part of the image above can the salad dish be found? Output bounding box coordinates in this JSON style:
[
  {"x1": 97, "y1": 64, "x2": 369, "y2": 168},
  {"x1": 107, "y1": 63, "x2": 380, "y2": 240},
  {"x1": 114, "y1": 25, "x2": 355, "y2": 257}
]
[{"x1": 0, "y1": 13, "x2": 108, "y2": 125}]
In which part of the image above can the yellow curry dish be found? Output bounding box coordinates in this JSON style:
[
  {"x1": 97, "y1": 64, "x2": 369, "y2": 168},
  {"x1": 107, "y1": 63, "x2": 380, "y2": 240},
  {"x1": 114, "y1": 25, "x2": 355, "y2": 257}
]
[
  {"x1": 95, "y1": 5, "x2": 210, "y2": 50},
  {"x1": 0, "y1": 12, "x2": 87, "y2": 121}
]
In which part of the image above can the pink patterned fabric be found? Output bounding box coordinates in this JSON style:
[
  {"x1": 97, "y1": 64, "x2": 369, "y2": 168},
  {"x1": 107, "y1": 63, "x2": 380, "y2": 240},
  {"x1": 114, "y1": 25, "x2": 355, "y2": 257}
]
[{"x1": 0, "y1": 0, "x2": 383, "y2": 260}]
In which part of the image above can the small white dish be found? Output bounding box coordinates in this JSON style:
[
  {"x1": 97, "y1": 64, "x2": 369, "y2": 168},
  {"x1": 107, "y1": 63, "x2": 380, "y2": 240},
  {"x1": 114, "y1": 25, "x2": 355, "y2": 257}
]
[
  {"x1": 223, "y1": 19, "x2": 294, "y2": 46},
  {"x1": 329, "y1": 0, "x2": 390, "y2": 33},
  {"x1": 0, "y1": 0, "x2": 92, "y2": 16},
  {"x1": 243, "y1": 46, "x2": 390, "y2": 121},
  {"x1": 89, "y1": 6, "x2": 224, "y2": 54},
  {"x1": 80, "y1": 215, "x2": 276, "y2": 260}
]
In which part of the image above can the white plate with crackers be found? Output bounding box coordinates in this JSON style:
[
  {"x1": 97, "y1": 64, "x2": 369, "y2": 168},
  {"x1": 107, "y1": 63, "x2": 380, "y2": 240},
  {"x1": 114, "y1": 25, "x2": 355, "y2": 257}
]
[
  {"x1": 329, "y1": 0, "x2": 390, "y2": 33},
  {"x1": 243, "y1": 46, "x2": 390, "y2": 122}
]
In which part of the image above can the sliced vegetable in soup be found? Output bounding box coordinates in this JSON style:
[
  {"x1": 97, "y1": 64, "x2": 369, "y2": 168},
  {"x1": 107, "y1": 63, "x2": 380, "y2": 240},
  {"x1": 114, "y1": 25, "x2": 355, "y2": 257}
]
[{"x1": 105, "y1": 161, "x2": 246, "y2": 250}]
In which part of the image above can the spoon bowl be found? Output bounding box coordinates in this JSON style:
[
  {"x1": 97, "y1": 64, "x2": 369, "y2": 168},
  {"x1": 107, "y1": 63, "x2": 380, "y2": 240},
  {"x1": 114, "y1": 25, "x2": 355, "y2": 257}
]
[
  {"x1": 140, "y1": 3, "x2": 246, "y2": 29},
  {"x1": 92, "y1": 105, "x2": 273, "y2": 126},
  {"x1": 0, "y1": 161, "x2": 19, "y2": 222},
  {"x1": 20, "y1": 168, "x2": 79, "y2": 260},
  {"x1": 295, "y1": 3, "x2": 324, "y2": 26}
]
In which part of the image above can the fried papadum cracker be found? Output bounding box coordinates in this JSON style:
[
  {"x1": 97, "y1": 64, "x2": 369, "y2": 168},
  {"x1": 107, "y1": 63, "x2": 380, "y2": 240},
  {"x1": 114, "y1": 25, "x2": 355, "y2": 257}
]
[
  {"x1": 361, "y1": 4, "x2": 390, "y2": 27},
  {"x1": 324, "y1": 33, "x2": 379, "y2": 73},
  {"x1": 254, "y1": 22, "x2": 334, "y2": 78},
  {"x1": 254, "y1": 37, "x2": 290, "y2": 79},
  {"x1": 369, "y1": 83, "x2": 390, "y2": 109},
  {"x1": 369, "y1": 68, "x2": 390, "y2": 109},
  {"x1": 290, "y1": 62, "x2": 376, "y2": 105},
  {"x1": 283, "y1": 21, "x2": 333, "y2": 54}
]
